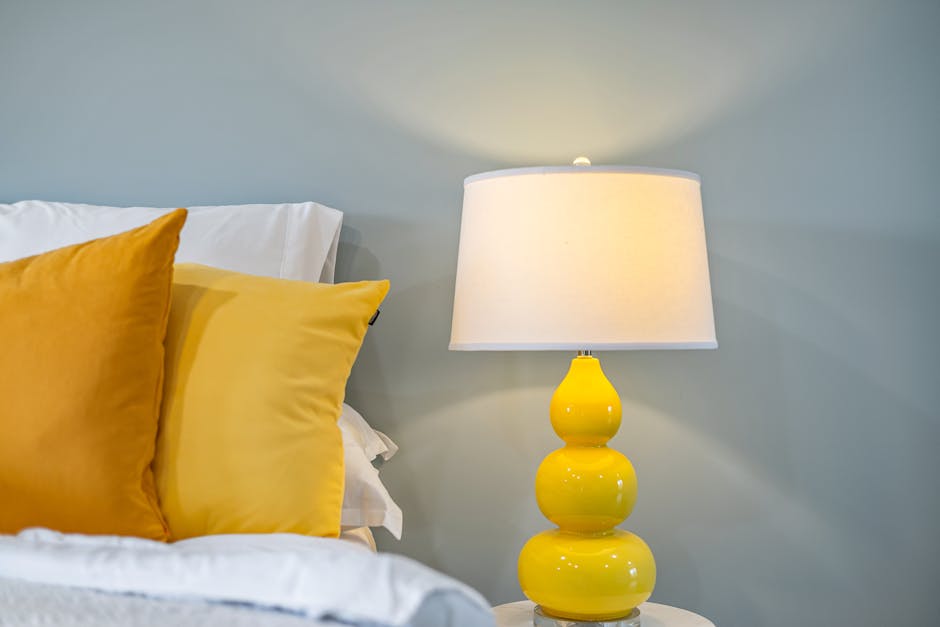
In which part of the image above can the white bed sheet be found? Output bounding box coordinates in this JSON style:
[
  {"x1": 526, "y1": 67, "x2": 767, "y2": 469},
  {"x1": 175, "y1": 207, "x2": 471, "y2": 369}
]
[
  {"x1": 0, "y1": 529, "x2": 493, "y2": 627},
  {"x1": 0, "y1": 578, "x2": 490, "y2": 627},
  {"x1": 0, "y1": 577, "x2": 336, "y2": 627}
]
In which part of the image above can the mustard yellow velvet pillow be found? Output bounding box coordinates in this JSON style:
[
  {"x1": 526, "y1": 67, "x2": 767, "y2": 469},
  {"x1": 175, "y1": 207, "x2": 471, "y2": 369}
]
[
  {"x1": 0, "y1": 209, "x2": 187, "y2": 540},
  {"x1": 154, "y1": 263, "x2": 389, "y2": 540}
]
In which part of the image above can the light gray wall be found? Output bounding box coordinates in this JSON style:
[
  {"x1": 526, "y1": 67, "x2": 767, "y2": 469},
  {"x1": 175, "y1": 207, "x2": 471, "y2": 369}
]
[{"x1": 2, "y1": 1, "x2": 938, "y2": 625}]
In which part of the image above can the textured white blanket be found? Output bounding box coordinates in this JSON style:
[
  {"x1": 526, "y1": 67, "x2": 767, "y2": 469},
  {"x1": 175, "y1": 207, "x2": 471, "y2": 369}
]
[{"x1": 0, "y1": 529, "x2": 493, "y2": 627}]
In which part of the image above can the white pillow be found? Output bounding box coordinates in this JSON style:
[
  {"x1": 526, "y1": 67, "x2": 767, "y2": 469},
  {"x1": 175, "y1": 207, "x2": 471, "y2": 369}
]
[
  {"x1": 0, "y1": 201, "x2": 343, "y2": 283},
  {"x1": 339, "y1": 403, "x2": 400, "y2": 463},
  {"x1": 338, "y1": 404, "x2": 403, "y2": 539}
]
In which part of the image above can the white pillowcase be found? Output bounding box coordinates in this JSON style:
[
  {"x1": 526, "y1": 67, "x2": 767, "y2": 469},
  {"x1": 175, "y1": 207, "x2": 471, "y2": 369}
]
[
  {"x1": 0, "y1": 201, "x2": 343, "y2": 283},
  {"x1": 339, "y1": 403, "x2": 399, "y2": 462},
  {"x1": 338, "y1": 404, "x2": 403, "y2": 539}
]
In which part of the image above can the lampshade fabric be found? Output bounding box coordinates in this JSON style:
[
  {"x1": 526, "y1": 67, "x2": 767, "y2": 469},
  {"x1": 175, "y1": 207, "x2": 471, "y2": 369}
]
[{"x1": 450, "y1": 166, "x2": 716, "y2": 351}]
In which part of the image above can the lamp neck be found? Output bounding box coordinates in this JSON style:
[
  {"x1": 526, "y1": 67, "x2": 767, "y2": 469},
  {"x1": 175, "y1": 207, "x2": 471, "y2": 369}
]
[{"x1": 577, "y1": 349, "x2": 593, "y2": 357}]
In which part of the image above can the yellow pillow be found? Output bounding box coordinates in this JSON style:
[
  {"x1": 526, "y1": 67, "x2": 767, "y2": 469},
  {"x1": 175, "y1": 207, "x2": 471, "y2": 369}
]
[
  {"x1": 154, "y1": 263, "x2": 389, "y2": 540},
  {"x1": 0, "y1": 209, "x2": 187, "y2": 540}
]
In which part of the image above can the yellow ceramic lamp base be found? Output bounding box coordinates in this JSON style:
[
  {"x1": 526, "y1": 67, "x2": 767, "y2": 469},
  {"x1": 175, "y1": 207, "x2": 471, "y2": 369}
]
[{"x1": 518, "y1": 355, "x2": 655, "y2": 622}]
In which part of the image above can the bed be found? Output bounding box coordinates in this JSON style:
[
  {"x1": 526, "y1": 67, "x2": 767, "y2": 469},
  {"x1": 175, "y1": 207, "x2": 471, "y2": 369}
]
[{"x1": 0, "y1": 201, "x2": 494, "y2": 627}]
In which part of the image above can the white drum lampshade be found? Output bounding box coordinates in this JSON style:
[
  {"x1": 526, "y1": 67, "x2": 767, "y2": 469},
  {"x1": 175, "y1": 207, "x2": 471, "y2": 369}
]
[{"x1": 450, "y1": 165, "x2": 717, "y2": 351}]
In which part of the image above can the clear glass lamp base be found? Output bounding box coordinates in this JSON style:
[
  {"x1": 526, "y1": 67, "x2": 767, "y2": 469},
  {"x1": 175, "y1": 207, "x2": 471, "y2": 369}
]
[{"x1": 533, "y1": 605, "x2": 642, "y2": 627}]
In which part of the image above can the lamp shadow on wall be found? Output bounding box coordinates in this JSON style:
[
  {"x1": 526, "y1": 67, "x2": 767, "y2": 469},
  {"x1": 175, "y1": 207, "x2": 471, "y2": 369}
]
[{"x1": 310, "y1": 2, "x2": 871, "y2": 168}]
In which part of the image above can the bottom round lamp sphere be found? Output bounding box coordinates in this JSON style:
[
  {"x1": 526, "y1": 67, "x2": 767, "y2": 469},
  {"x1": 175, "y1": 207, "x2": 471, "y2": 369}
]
[{"x1": 518, "y1": 529, "x2": 655, "y2": 622}]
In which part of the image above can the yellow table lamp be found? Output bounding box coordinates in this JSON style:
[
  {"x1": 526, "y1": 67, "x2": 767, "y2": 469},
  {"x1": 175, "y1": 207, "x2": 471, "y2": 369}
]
[{"x1": 450, "y1": 160, "x2": 716, "y2": 626}]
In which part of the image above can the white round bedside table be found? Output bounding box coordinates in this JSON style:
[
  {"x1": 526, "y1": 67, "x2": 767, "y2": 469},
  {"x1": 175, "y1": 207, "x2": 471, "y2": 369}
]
[{"x1": 493, "y1": 601, "x2": 715, "y2": 627}]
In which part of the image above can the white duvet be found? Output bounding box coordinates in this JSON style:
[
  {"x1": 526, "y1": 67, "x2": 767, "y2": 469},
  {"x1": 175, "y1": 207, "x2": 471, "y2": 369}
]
[{"x1": 0, "y1": 529, "x2": 493, "y2": 627}]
